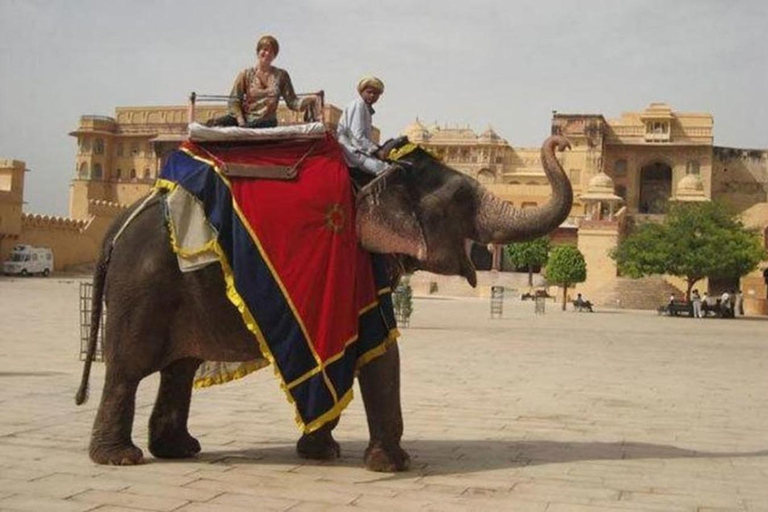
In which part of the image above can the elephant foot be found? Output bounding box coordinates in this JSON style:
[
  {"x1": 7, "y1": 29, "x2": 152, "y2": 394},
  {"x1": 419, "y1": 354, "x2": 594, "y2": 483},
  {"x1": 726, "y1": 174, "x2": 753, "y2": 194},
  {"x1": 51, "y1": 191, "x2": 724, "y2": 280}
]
[
  {"x1": 149, "y1": 430, "x2": 201, "y2": 459},
  {"x1": 89, "y1": 442, "x2": 144, "y2": 466},
  {"x1": 296, "y1": 431, "x2": 341, "y2": 460},
  {"x1": 364, "y1": 442, "x2": 410, "y2": 472}
]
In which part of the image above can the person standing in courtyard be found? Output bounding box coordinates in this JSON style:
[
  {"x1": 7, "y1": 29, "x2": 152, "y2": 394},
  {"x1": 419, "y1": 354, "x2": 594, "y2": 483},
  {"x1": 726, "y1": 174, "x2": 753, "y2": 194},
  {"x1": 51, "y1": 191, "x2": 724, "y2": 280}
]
[
  {"x1": 735, "y1": 290, "x2": 744, "y2": 316},
  {"x1": 691, "y1": 289, "x2": 702, "y2": 318},
  {"x1": 336, "y1": 76, "x2": 391, "y2": 175}
]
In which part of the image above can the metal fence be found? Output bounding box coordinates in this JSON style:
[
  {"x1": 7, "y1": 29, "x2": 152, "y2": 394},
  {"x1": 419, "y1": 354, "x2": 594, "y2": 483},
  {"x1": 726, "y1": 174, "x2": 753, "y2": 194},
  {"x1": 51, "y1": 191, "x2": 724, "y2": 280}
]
[
  {"x1": 79, "y1": 281, "x2": 104, "y2": 362},
  {"x1": 490, "y1": 286, "x2": 504, "y2": 318},
  {"x1": 393, "y1": 283, "x2": 413, "y2": 328}
]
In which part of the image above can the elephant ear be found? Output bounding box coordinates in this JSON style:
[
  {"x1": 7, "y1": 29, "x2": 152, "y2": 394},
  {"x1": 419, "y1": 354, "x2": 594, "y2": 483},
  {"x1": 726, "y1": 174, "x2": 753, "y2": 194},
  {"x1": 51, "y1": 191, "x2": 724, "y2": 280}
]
[{"x1": 356, "y1": 179, "x2": 427, "y2": 261}]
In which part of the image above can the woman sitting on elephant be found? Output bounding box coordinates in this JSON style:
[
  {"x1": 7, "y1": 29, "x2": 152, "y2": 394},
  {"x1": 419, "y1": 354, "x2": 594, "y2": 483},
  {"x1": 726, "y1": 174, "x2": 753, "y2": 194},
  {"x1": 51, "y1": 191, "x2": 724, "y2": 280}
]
[{"x1": 207, "y1": 35, "x2": 319, "y2": 128}]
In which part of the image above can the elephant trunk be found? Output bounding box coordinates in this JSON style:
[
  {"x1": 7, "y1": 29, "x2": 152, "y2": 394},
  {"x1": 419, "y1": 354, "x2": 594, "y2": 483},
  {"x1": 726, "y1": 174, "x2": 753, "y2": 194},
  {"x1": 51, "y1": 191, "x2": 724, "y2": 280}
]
[{"x1": 473, "y1": 135, "x2": 573, "y2": 244}]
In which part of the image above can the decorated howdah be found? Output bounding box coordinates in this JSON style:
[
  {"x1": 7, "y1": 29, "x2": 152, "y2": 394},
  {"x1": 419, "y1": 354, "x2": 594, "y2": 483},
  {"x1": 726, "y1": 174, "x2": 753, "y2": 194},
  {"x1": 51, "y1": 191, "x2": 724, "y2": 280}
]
[{"x1": 155, "y1": 129, "x2": 398, "y2": 433}]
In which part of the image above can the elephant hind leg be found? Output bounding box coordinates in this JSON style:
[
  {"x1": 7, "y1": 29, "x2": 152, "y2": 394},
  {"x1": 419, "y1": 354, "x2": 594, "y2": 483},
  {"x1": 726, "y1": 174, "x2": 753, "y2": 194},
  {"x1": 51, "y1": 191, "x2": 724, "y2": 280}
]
[
  {"x1": 89, "y1": 377, "x2": 144, "y2": 465},
  {"x1": 296, "y1": 418, "x2": 340, "y2": 460},
  {"x1": 148, "y1": 357, "x2": 202, "y2": 459}
]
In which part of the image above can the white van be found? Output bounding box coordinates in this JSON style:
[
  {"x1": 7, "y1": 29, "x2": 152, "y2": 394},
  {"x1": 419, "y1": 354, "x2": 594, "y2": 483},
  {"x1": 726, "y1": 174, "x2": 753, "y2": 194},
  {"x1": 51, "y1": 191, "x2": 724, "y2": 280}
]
[{"x1": 2, "y1": 245, "x2": 54, "y2": 276}]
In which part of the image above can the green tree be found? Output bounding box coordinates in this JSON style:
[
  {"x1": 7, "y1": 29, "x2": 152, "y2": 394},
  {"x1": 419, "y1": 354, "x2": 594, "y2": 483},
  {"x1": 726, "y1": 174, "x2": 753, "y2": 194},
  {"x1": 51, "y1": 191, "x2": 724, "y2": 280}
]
[
  {"x1": 611, "y1": 202, "x2": 765, "y2": 299},
  {"x1": 505, "y1": 237, "x2": 550, "y2": 287},
  {"x1": 545, "y1": 245, "x2": 587, "y2": 310}
]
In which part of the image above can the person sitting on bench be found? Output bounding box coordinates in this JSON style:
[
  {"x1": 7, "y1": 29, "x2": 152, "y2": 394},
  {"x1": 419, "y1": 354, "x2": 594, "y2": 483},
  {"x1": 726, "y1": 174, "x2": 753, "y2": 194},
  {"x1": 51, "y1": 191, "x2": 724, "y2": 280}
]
[{"x1": 574, "y1": 293, "x2": 593, "y2": 312}]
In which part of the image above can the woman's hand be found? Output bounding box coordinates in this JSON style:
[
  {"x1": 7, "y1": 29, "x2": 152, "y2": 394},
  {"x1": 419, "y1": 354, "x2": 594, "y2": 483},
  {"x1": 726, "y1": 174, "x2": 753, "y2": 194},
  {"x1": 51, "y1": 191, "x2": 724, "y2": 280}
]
[{"x1": 299, "y1": 95, "x2": 320, "y2": 121}]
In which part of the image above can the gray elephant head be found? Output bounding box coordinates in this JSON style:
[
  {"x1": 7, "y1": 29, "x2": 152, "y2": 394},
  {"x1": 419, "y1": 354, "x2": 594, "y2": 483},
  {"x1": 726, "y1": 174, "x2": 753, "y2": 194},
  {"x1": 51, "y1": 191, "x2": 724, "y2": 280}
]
[{"x1": 356, "y1": 136, "x2": 573, "y2": 287}]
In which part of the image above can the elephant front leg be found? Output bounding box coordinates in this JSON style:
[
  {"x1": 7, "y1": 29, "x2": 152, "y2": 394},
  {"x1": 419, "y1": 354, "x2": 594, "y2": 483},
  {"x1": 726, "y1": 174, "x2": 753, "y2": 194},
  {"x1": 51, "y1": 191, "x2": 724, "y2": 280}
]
[
  {"x1": 148, "y1": 358, "x2": 202, "y2": 459},
  {"x1": 296, "y1": 417, "x2": 341, "y2": 460},
  {"x1": 358, "y1": 343, "x2": 410, "y2": 472},
  {"x1": 89, "y1": 376, "x2": 144, "y2": 465}
]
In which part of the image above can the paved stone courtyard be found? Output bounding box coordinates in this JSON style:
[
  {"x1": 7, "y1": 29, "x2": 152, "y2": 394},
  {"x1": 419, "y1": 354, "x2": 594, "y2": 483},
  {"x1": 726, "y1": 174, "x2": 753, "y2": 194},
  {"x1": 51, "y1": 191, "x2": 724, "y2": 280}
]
[{"x1": 1, "y1": 275, "x2": 767, "y2": 511}]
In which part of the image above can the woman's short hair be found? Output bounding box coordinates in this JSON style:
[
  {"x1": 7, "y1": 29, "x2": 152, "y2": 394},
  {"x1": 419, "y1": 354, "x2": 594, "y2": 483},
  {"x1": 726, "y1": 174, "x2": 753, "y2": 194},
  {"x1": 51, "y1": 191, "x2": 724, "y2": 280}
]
[{"x1": 256, "y1": 35, "x2": 279, "y2": 56}]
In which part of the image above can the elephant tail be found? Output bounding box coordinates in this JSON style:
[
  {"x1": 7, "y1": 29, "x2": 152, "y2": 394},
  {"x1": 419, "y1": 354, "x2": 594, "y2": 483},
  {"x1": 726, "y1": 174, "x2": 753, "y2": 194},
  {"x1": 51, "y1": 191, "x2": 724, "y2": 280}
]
[{"x1": 75, "y1": 243, "x2": 110, "y2": 405}]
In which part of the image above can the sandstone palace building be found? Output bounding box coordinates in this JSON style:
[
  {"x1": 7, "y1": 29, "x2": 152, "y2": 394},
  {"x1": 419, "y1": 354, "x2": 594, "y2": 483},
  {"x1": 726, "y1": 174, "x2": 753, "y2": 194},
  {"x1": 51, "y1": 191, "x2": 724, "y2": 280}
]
[{"x1": 1, "y1": 102, "x2": 767, "y2": 313}]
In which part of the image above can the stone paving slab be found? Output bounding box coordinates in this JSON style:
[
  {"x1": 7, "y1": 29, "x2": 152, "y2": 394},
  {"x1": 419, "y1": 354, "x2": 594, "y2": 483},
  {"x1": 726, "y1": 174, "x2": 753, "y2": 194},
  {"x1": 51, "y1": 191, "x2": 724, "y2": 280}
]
[{"x1": 0, "y1": 276, "x2": 767, "y2": 511}]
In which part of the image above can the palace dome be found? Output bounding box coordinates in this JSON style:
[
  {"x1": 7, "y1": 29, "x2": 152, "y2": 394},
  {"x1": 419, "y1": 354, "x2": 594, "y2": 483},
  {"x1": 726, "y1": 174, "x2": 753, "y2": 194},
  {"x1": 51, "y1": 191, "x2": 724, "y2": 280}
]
[
  {"x1": 403, "y1": 119, "x2": 430, "y2": 142},
  {"x1": 579, "y1": 171, "x2": 622, "y2": 202},
  {"x1": 587, "y1": 172, "x2": 615, "y2": 194},
  {"x1": 479, "y1": 126, "x2": 501, "y2": 142}
]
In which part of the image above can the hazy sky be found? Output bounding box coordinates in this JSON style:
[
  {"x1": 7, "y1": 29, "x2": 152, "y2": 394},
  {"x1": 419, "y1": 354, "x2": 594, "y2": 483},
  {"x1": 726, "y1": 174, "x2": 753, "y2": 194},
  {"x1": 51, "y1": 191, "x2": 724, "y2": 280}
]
[{"x1": 1, "y1": 0, "x2": 766, "y2": 216}]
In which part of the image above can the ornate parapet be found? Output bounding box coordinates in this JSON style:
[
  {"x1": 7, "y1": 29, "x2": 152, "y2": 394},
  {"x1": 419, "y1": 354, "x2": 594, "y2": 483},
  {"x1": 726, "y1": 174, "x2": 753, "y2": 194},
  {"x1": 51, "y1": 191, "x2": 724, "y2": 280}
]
[
  {"x1": 577, "y1": 218, "x2": 620, "y2": 231},
  {"x1": 71, "y1": 115, "x2": 118, "y2": 135},
  {"x1": 551, "y1": 114, "x2": 606, "y2": 148},
  {"x1": 21, "y1": 213, "x2": 88, "y2": 232},
  {"x1": 88, "y1": 199, "x2": 130, "y2": 217},
  {"x1": 604, "y1": 104, "x2": 713, "y2": 146},
  {"x1": 713, "y1": 146, "x2": 767, "y2": 162}
]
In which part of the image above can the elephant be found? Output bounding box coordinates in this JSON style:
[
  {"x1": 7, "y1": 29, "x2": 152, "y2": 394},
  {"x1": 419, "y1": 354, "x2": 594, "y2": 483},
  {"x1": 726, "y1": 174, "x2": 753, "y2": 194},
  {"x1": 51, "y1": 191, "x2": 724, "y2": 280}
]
[{"x1": 75, "y1": 134, "x2": 572, "y2": 472}]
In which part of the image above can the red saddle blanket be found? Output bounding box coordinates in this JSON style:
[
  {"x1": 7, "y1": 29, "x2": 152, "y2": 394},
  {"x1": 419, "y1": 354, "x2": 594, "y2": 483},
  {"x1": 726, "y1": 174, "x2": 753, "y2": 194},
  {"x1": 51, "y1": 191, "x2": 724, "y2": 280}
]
[{"x1": 158, "y1": 133, "x2": 397, "y2": 433}]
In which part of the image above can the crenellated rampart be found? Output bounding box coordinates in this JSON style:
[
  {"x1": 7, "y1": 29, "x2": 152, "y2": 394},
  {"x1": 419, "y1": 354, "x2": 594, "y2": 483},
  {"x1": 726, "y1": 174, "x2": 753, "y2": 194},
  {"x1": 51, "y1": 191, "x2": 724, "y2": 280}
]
[{"x1": 21, "y1": 213, "x2": 88, "y2": 232}]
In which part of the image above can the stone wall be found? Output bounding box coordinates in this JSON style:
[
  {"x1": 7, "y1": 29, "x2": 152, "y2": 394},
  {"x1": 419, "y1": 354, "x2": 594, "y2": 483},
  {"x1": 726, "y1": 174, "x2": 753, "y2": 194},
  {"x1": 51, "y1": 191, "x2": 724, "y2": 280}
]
[
  {"x1": 2, "y1": 201, "x2": 126, "y2": 271},
  {"x1": 16, "y1": 214, "x2": 92, "y2": 269},
  {"x1": 711, "y1": 147, "x2": 768, "y2": 213},
  {"x1": 575, "y1": 221, "x2": 620, "y2": 304}
]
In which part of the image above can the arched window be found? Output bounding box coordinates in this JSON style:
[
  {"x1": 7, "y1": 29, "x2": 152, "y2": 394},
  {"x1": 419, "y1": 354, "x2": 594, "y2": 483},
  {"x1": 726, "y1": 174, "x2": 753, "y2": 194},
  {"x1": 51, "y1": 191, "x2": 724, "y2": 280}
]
[
  {"x1": 686, "y1": 160, "x2": 700, "y2": 175},
  {"x1": 94, "y1": 139, "x2": 104, "y2": 155},
  {"x1": 616, "y1": 185, "x2": 627, "y2": 200},
  {"x1": 130, "y1": 168, "x2": 137, "y2": 180},
  {"x1": 143, "y1": 168, "x2": 151, "y2": 179},
  {"x1": 78, "y1": 162, "x2": 88, "y2": 178},
  {"x1": 614, "y1": 159, "x2": 627, "y2": 177},
  {"x1": 639, "y1": 161, "x2": 672, "y2": 214},
  {"x1": 92, "y1": 163, "x2": 103, "y2": 180},
  {"x1": 115, "y1": 168, "x2": 122, "y2": 180},
  {"x1": 81, "y1": 138, "x2": 91, "y2": 152},
  {"x1": 131, "y1": 143, "x2": 139, "y2": 156},
  {"x1": 477, "y1": 169, "x2": 495, "y2": 185}
]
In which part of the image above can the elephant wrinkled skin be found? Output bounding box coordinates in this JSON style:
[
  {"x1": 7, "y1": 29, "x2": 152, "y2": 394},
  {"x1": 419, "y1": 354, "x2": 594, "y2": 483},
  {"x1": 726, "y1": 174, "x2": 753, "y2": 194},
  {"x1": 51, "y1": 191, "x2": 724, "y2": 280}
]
[{"x1": 76, "y1": 135, "x2": 572, "y2": 472}]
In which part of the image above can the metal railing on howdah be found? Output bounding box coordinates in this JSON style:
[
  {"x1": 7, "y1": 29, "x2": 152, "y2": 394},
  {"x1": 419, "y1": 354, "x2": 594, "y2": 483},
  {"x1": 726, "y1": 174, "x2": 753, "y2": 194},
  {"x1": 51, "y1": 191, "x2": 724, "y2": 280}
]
[{"x1": 187, "y1": 90, "x2": 325, "y2": 125}]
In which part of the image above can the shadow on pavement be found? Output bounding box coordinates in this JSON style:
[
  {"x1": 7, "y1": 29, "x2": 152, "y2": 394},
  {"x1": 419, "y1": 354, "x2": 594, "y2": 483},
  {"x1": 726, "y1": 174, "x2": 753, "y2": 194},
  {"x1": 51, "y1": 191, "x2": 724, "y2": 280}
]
[{"x1": 187, "y1": 439, "x2": 768, "y2": 475}]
